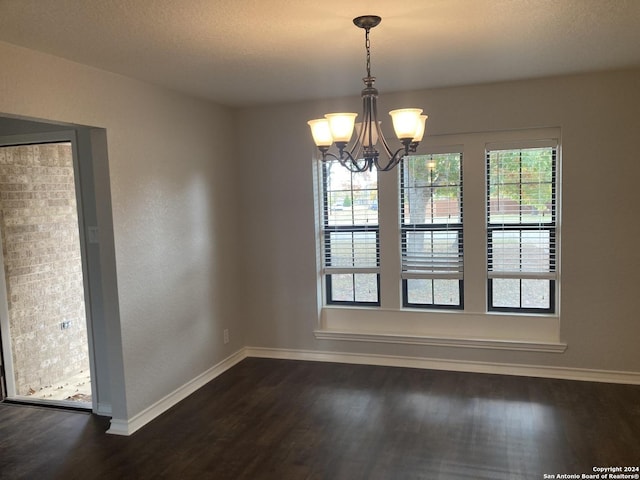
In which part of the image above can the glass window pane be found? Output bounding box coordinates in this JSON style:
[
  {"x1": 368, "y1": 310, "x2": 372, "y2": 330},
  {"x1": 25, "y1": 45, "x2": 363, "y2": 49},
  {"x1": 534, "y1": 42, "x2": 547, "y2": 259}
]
[
  {"x1": 521, "y1": 183, "x2": 553, "y2": 223},
  {"x1": 492, "y1": 278, "x2": 521, "y2": 308},
  {"x1": 433, "y1": 280, "x2": 460, "y2": 306},
  {"x1": 327, "y1": 203, "x2": 354, "y2": 226},
  {"x1": 522, "y1": 149, "x2": 553, "y2": 183},
  {"x1": 432, "y1": 186, "x2": 461, "y2": 222},
  {"x1": 405, "y1": 279, "x2": 461, "y2": 307},
  {"x1": 403, "y1": 153, "x2": 461, "y2": 226},
  {"x1": 354, "y1": 274, "x2": 378, "y2": 303},
  {"x1": 488, "y1": 148, "x2": 554, "y2": 225},
  {"x1": 406, "y1": 279, "x2": 433, "y2": 305},
  {"x1": 325, "y1": 163, "x2": 377, "y2": 227},
  {"x1": 330, "y1": 274, "x2": 354, "y2": 302},
  {"x1": 521, "y1": 279, "x2": 550, "y2": 309}
]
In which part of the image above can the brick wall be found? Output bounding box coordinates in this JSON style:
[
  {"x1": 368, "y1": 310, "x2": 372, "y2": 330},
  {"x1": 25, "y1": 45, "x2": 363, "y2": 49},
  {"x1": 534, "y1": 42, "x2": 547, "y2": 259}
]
[{"x1": 0, "y1": 142, "x2": 89, "y2": 396}]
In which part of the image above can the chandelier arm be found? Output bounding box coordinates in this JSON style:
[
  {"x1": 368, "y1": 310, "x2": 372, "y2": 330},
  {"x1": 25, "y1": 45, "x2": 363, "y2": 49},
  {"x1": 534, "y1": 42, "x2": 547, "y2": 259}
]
[
  {"x1": 318, "y1": 150, "x2": 340, "y2": 163},
  {"x1": 347, "y1": 139, "x2": 363, "y2": 162},
  {"x1": 376, "y1": 146, "x2": 408, "y2": 172},
  {"x1": 347, "y1": 97, "x2": 367, "y2": 160},
  {"x1": 338, "y1": 150, "x2": 371, "y2": 173},
  {"x1": 348, "y1": 94, "x2": 374, "y2": 158},
  {"x1": 318, "y1": 149, "x2": 370, "y2": 173},
  {"x1": 349, "y1": 160, "x2": 372, "y2": 173},
  {"x1": 371, "y1": 96, "x2": 395, "y2": 159},
  {"x1": 375, "y1": 136, "x2": 414, "y2": 171},
  {"x1": 342, "y1": 154, "x2": 371, "y2": 173}
]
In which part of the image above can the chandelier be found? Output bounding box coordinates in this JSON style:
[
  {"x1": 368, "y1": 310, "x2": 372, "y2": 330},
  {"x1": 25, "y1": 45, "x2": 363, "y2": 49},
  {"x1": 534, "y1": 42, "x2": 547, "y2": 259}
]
[{"x1": 308, "y1": 15, "x2": 427, "y2": 172}]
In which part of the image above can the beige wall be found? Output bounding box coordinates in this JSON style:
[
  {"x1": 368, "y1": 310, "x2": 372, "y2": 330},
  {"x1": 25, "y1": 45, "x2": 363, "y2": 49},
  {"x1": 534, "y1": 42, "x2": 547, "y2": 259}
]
[
  {"x1": 0, "y1": 41, "x2": 242, "y2": 419},
  {"x1": 235, "y1": 68, "x2": 640, "y2": 374}
]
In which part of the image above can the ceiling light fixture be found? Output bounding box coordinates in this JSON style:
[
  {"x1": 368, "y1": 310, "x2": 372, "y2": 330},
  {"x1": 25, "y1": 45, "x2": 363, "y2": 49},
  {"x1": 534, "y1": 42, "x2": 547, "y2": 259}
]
[{"x1": 308, "y1": 15, "x2": 427, "y2": 172}]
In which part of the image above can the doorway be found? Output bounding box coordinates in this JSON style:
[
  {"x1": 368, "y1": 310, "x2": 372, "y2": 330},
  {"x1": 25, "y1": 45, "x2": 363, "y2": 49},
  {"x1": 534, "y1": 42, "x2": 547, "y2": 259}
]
[{"x1": 0, "y1": 137, "x2": 92, "y2": 408}]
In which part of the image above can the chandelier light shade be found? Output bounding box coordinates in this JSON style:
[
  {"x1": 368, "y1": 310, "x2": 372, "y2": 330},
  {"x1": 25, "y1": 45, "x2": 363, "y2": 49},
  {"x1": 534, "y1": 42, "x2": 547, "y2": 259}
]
[{"x1": 308, "y1": 15, "x2": 428, "y2": 172}]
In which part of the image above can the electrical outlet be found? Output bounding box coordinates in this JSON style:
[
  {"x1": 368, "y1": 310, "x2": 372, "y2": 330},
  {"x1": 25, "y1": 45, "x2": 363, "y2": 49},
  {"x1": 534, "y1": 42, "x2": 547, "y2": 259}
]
[{"x1": 223, "y1": 329, "x2": 229, "y2": 344}]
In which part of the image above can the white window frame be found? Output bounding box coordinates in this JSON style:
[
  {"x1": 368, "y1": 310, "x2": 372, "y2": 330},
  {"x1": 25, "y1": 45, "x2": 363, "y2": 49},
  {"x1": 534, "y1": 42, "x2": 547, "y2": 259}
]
[
  {"x1": 320, "y1": 160, "x2": 380, "y2": 306},
  {"x1": 486, "y1": 141, "x2": 558, "y2": 314},
  {"x1": 400, "y1": 151, "x2": 464, "y2": 309}
]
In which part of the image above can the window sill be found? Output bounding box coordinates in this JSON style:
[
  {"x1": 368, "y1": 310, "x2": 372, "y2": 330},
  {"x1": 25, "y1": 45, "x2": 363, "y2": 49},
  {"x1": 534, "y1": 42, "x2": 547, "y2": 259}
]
[{"x1": 316, "y1": 307, "x2": 566, "y2": 353}]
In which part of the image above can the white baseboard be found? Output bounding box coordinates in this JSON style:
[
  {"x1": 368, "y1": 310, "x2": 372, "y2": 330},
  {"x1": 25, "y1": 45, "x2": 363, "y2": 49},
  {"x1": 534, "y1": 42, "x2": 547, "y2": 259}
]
[
  {"x1": 106, "y1": 418, "x2": 130, "y2": 436},
  {"x1": 107, "y1": 348, "x2": 247, "y2": 436},
  {"x1": 244, "y1": 346, "x2": 640, "y2": 385}
]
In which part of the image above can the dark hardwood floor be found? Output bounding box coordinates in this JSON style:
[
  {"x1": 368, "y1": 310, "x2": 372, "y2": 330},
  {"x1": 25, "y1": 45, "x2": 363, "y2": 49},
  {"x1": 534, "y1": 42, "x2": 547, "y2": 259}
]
[{"x1": 1, "y1": 358, "x2": 639, "y2": 479}]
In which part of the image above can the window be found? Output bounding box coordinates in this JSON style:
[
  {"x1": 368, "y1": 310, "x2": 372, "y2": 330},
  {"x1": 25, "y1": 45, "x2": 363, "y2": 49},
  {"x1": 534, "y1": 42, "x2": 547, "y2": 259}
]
[
  {"x1": 401, "y1": 153, "x2": 463, "y2": 308},
  {"x1": 322, "y1": 160, "x2": 379, "y2": 305},
  {"x1": 487, "y1": 145, "x2": 557, "y2": 313},
  {"x1": 317, "y1": 128, "x2": 561, "y2": 334}
]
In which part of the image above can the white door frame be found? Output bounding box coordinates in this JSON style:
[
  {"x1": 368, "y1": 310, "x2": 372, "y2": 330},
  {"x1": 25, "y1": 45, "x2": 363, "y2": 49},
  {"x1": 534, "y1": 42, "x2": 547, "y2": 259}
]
[{"x1": 0, "y1": 131, "x2": 98, "y2": 412}]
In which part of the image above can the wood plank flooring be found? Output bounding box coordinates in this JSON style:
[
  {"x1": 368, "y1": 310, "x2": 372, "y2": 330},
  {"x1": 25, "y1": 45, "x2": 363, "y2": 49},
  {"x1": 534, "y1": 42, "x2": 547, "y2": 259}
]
[{"x1": 1, "y1": 358, "x2": 639, "y2": 479}]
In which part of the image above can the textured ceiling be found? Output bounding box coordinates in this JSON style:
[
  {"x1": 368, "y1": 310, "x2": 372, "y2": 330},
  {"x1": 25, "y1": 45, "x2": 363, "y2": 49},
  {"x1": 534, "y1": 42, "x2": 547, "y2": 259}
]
[{"x1": 1, "y1": 0, "x2": 639, "y2": 107}]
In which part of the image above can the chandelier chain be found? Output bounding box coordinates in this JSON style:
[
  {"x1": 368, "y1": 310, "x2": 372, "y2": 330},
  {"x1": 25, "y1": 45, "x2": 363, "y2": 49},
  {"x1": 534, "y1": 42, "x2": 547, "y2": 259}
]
[{"x1": 365, "y1": 27, "x2": 372, "y2": 78}]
